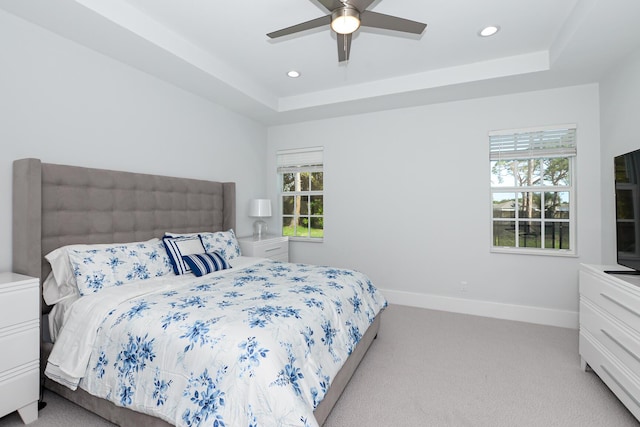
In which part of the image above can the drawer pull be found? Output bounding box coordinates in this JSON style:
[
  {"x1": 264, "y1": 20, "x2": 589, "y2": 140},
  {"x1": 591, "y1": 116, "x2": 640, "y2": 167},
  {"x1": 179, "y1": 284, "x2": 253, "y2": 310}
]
[
  {"x1": 600, "y1": 293, "x2": 640, "y2": 318},
  {"x1": 600, "y1": 364, "x2": 640, "y2": 408},
  {"x1": 264, "y1": 247, "x2": 282, "y2": 253},
  {"x1": 601, "y1": 329, "x2": 640, "y2": 364}
]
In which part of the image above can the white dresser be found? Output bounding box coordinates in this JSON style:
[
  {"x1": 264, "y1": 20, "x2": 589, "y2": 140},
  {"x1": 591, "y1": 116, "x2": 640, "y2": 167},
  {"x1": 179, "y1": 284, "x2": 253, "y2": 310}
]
[
  {"x1": 579, "y1": 264, "x2": 640, "y2": 421},
  {"x1": 0, "y1": 273, "x2": 40, "y2": 424},
  {"x1": 238, "y1": 235, "x2": 289, "y2": 262}
]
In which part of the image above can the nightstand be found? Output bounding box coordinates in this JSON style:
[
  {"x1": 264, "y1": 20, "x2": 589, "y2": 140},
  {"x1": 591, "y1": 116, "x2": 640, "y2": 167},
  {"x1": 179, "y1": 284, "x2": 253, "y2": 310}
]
[
  {"x1": 0, "y1": 273, "x2": 39, "y2": 424},
  {"x1": 238, "y1": 235, "x2": 289, "y2": 262}
]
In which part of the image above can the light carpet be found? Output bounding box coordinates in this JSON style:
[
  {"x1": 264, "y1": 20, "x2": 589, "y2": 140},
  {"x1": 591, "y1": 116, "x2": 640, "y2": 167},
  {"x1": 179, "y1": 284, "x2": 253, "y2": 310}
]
[{"x1": 0, "y1": 304, "x2": 637, "y2": 426}]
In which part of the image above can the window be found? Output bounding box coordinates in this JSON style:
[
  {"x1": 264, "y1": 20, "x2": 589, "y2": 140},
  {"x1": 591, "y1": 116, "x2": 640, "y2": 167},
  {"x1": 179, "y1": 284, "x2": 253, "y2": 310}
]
[
  {"x1": 277, "y1": 147, "x2": 323, "y2": 240},
  {"x1": 490, "y1": 125, "x2": 576, "y2": 255}
]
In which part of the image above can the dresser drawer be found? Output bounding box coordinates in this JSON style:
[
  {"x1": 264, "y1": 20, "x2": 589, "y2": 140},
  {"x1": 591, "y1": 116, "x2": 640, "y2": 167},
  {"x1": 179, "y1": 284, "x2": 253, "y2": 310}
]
[
  {"x1": 580, "y1": 330, "x2": 640, "y2": 420},
  {"x1": 0, "y1": 274, "x2": 39, "y2": 423},
  {"x1": 580, "y1": 300, "x2": 640, "y2": 377},
  {"x1": 580, "y1": 270, "x2": 640, "y2": 330},
  {"x1": 238, "y1": 235, "x2": 289, "y2": 261},
  {"x1": 269, "y1": 252, "x2": 289, "y2": 262},
  {"x1": 0, "y1": 283, "x2": 39, "y2": 330},
  {"x1": 250, "y1": 241, "x2": 288, "y2": 258},
  {"x1": 0, "y1": 365, "x2": 39, "y2": 419},
  {"x1": 0, "y1": 326, "x2": 39, "y2": 373}
]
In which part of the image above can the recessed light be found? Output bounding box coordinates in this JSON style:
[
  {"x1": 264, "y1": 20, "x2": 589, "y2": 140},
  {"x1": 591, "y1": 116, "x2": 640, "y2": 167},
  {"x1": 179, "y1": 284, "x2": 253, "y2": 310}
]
[
  {"x1": 287, "y1": 70, "x2": 301, "y2": 78},
  {"x1": 479, "y1": 25, "x2": 500, "y2": 37}
]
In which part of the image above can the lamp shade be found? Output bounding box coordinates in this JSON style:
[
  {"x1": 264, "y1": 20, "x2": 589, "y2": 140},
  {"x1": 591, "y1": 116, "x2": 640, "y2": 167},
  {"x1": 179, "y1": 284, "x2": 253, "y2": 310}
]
[{"x1": 249, "y1": 199, "x2": 272, "y2": 218}]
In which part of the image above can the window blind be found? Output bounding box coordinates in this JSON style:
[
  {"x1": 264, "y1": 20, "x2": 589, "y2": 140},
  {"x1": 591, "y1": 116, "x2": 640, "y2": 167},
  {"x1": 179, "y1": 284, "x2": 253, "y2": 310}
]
[
  {"x1": 489, "y1": 125, "x2": 576, "y2": 161},
  {"x1": 277, "y1": 147, "x2": 323, "y2": 173}
]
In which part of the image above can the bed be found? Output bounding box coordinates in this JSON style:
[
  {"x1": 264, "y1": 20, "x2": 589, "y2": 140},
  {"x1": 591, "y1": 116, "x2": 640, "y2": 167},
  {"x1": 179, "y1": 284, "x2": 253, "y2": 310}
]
[{"x1": 11, "y1": 158, "x2": 386, "y2": 427}]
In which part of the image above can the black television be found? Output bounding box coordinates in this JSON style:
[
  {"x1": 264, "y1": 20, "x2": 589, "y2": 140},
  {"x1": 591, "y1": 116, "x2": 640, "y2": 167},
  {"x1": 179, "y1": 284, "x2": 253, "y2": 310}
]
[{"x1": 612, "y1": 148, "x2": 640, "y2": 274}]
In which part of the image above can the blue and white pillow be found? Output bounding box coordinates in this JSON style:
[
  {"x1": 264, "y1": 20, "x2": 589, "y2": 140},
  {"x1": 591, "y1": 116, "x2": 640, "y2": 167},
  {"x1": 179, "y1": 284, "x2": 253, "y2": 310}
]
[
  {"x1": 182, "y1": 251, "x2": 230, "y2": 277},
  {"x1": 162, "y1": 235, "x2": 206, "y2": 275},
  {"x1": 68, "y1": 239, "x2": 174, "y2": 296},
  {"x1": 198, "y1": 229, "x2": 242, "y2": 261},
  {"x1": 45, "y1": 238, "x2": 160, "y2": 303}
]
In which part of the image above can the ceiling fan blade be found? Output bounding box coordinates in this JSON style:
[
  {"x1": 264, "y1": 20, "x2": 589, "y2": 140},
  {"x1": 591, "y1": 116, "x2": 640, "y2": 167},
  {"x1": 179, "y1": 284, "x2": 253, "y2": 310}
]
[
  {"x1": 316, "y1": 0, "x2": 345, "y2": 11},
  {"x1": 360, "y1": 10, "x2": 427, "y2": 34},
  {"x1": 337, "y1": 33, "x2": 352, "y2": 62},
  {"x1": 347, "y1": 0, "x2": 376, "y2": 12},
  {"x1": 267, "y1": 15, "x2": 332, "y2": 38}
]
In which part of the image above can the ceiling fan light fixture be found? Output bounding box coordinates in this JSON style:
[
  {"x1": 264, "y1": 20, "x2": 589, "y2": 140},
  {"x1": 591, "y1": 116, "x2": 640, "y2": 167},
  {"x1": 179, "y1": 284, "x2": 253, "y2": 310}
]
[{"x1": 331, "y1": 7, "x2": 360, "y2": 35}]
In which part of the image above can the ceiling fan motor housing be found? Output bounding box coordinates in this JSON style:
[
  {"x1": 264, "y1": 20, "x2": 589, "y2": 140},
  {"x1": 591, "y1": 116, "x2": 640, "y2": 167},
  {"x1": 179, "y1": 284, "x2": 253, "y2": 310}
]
[{"x1": 331, "y1": 6, "x2": 361, "y2": 34}]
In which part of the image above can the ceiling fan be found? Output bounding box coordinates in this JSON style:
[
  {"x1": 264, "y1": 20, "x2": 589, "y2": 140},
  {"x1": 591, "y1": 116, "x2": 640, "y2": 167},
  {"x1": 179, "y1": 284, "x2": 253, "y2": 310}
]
[{"x1": 267, "y1": 0, "x2": 427, "y2": 62}]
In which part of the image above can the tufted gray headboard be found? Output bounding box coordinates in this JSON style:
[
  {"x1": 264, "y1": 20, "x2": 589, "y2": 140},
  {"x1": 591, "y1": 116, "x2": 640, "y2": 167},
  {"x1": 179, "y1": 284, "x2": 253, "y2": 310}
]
[{"x1": 12, "y1": 158, "x2": 236, "y2": 314}]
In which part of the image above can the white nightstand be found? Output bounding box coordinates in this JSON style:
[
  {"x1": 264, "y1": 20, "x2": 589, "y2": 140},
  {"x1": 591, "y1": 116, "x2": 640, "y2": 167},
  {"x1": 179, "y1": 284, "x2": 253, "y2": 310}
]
[
  {"x1": 238, "y1": 235, "x2": 289, "y2": 262},
  {"x1": 0, "y1": 273, "x2": 39, "y2": 424}
]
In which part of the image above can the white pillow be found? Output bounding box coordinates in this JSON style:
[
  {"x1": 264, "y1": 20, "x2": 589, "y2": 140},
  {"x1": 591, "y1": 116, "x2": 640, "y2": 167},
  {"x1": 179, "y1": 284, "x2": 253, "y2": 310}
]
[
  {"x1": 69, "y1": 239, "x2": 174, "y2": 296},
  {"x1": 164, "y1": 229, "x2": 242, "y2": 262},
  {"x1": 42, "y1": 271, "x2": 79, "y2": 306},
  {"x1": 164, "y1": 231, "x2": 201, "y2": 237}
]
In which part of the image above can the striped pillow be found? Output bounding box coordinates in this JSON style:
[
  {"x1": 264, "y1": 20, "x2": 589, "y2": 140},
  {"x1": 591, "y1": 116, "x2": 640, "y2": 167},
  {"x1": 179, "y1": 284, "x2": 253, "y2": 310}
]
[
  {"x1": 163, "y1": 235, "x2": 206, "y2": 275},
  {"x1": 182, "y1": 252, "x2": 230, "y2": 277}
]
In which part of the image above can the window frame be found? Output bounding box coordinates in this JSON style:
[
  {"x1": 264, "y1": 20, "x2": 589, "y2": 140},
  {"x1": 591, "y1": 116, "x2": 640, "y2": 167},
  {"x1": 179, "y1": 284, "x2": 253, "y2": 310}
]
[
  {"x1": 489, "y1": 125, "x2": 577, "y2": 256},
  {"x1": 277, "y1": 147, "x2": 324, "y2": 242}
]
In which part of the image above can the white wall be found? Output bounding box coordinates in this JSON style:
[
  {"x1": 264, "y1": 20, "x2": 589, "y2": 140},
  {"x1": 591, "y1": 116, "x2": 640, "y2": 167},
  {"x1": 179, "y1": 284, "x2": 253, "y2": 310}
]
[
  {"x1": 0, "y1": 10, "x2": 267, "y2": 272},
  {"x1": 267, "y1": 84, "x2": 601, "y2": 327},
  {"x1": 1, "y1": 8, "x2": 615, "y2": 329},
  {"x1": 599, "y1": 47, "x2": 640, "y2": 264}
]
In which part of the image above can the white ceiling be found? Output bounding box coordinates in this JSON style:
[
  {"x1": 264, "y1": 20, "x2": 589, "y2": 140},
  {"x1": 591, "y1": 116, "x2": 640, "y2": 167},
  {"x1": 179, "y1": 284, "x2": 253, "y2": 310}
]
[{"x1": 2, "y1": 0, "x2": 640, "y2": 125}]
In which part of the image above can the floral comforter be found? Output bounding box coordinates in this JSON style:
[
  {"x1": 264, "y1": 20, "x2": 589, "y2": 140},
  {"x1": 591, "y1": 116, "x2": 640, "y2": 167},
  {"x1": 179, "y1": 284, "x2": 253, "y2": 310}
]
[{"x1": 45, "y1": 258, "x2": 387, "y2": 427}]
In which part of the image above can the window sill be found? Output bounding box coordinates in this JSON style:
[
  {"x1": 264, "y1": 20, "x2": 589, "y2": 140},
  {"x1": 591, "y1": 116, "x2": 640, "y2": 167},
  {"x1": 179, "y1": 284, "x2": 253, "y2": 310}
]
[
  {"x1": 287, "y1": 237, "x2": 324, "y2": 243},
  {"x1": 491, "y1": 247, "x2": 577, "y2": 257}
]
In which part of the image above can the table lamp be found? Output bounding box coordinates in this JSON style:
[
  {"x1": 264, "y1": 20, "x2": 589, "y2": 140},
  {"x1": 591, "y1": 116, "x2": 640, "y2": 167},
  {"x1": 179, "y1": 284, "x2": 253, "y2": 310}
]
[{"x1": 249, "y1": 199, "x2": 272, "y2": 238}]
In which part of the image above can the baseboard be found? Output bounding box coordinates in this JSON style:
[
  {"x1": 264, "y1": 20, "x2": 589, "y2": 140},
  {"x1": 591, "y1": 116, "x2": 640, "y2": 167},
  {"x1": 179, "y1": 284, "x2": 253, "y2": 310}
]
[{"x1": 380, "y1": 288, "x2": 578, "y2": 329}]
